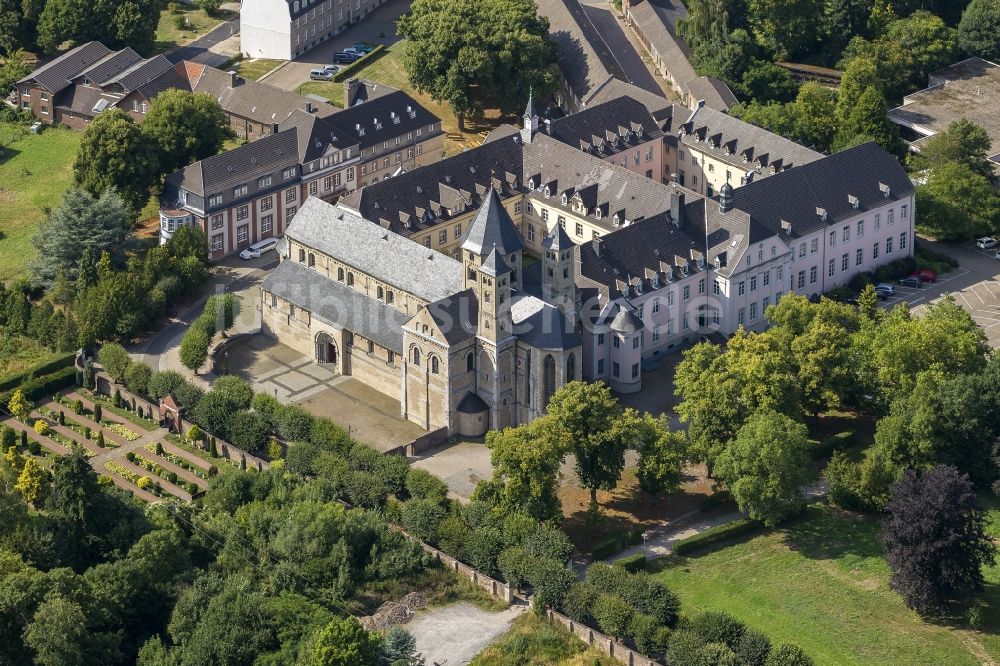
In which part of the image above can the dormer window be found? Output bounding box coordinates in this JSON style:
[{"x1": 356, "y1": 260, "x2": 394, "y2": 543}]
[
  {"x1": 595, "y1": 208, "x2": 602, "y2": 219},
  {"x1": 561, "y1": 193, "x2": 568, "y2": 205},
  {"x1": 528, "y1": 177, "x2": 537, "y2": 189},
  {"x1": 848, "y1": 194, "x2": 860, "y2": 209},
  {"x1": 613, "y1": 213, "x2": 622, "y2": 226},
  {"x1": 714, "y1": 257, "x2": 721, "y2": 269}
]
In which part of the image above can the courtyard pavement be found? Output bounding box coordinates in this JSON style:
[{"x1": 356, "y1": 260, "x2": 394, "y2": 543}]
[
  {"x1": 410, "y1": 440, "x2": 494, "y2": 501},
  {"x1": 406, "y1": 602, "x2": 525, "y2": 666}
]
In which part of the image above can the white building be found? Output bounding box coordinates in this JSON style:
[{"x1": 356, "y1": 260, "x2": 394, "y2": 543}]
[{"x1": 241, "y1": 0, "x2": 387, "y2": 60}]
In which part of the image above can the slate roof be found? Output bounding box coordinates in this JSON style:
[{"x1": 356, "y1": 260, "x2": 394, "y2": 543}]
[
  {"x1": 462, "y1": 188, "x2": 525, "y2": 256},
  {"x1": 536, "y1": 0, "x2": 622, "y2": 102},
  {"x1": 730, "y1": 142, "x2": 914, "y2": 240},
  {"x1": 325, "y1": 90, "x2": 442, "y2": 151},
  {"x1": 543, "y1": 221, "x2": 575, "y2": 251},
  {"x1": 683, "y1": 77, "x2": 737, "y2": 111},
  {"x1": 192, "y1": 66, "x2": 338, "y2": 125},
  {"x1": 19, "y1": 41, "x2": 113, "y2": 94},
  {"x1": 286, "y1": 198, "x2": 464, "y2": 304},
  {"x1": 54, "y1": 85, "x2": 118, "y2": 116},
  {"x1": 262, "y1": 260, "x2": 409, "y2": 352},
  {"x1": 586, "y1": 78, "x2": 672, "y2": 115},
  {"x1": 547, "y1": 95, "x2": 665, "y2": 158},
  {"x1": 610, "y1": 305, "x2": 644, "y2": 333},
  {"x1": 510, "y1": 291, "x2": 581, "y2": 349},
  {"x1": 679, "y1": 105, "x2": 823, "y2": 175},
  {"x1": 480, "y1": 245, "x2": 513, "y2": 276},
  {"x1": 109, "y1": 55, "x2": 176, "y2": 92},
  {"x1": 78, "y1": 48, "x2": 142, "y2": 85},
  {"x1": 279, "y1": 109, "x2": 356, "y2": 163},
  {"x1": 457, "y1": 392, "x2": 489, "y2": 414},
  {"x1": 423, "y1": 288, "x2": 480, "y2": 345}
]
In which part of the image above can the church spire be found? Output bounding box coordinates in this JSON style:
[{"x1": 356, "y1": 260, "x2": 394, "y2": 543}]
[{"x1": 521, "y1": 88, "x2": 539, "y2": 143}]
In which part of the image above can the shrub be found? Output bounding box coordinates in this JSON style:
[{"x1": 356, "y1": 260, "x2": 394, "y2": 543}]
[
  {"x1": 208, "y1": 465, "x2": 218, "y2": 477},
  {"x1": 73, "y1": 399, "x2": 83, "y2": 415},
  {"x1": 187, "y1": 424, "x2": 202, "y2": 444},
  {"x1": 586, "y1": 563, "x2": 680, "y2": 627},
  {"x1": 186, "y1": 481, "x2": 198, "y2": 494},
  {"x1": 0, "y1": 352, "x2": 75, "y2": 394},
  {"x1": 735, "y1": 628, "x2": 772, "y2": 666},
  {"x1": 267, "y1": 438, "x2": 283, "y2": 461},
  {"x1": 137, "y1": 476, "x2": 152, "y2": 489},
  {"x1": 405, "y1": 468, "x2": 448, "y2": 503},
  {"x1": 765, "y1": 643, "x2": 813, "y2": 666},
  {"x1": 527, "y1": 557, "x2": 576, "y2": 612},
  {"x1": 107, "y1": 423, "x2": 139, "y2": 441},
  {"x1": 1, "y1": 427, "x2": 15, "y2": 448},
  {"x1": 847, "y1": 272, "x2": 874, "y2": 292},
  {"x1": 400, "y1": 498, "x2": 446, "y2": 543},
  {"x1": 57, "y1": 411, "x2": 64, "y2": 426},
  {"x1": 593, "y1": 593, "x2": 633, "y2": 639},
  {"x1": 173, "y1": 14, "x2": 186, "y2": 30},
  {"x1": 167, "y1": 471, "x2": 177, "y2": 484},
  {"x1": 497, "y1": 547, "x2": 533, "y2": 589},
  {"x1": 96, "y1": 432, "x2": 105, "y2": 447},
  {"x1": 613, "y1": 552, "x2": 647, "y2": 573},
  {"x1": 197, "y1": 0, "x2": 222, "y2": 14},
  {"x1": 285, "y1": 441, "x2": 320, "y2": 476},
  {"x1": 522, "y1": 525, "x2": 574, "y2": 564},
  {"x1": 629, "y1": 613, "x2": 662, "y2": 654},
  {"x1": 124, "y1": 361, "x2": 153, "y2": 397},
  {"x1": 825, "y1": 451, "x2": 864, "y2": 510},
  {"x1": 309, "y1": 417, "x2": 353, "y2": 454},
  {"x1": 701, "y1": 642, "x2": 739, "y2": 665},
  {"x1": 98, "y1": 343, "x2": 130, "y2": 382},
  {"x1": 27, "y1": 441, "x2": 40, "y2": 455},
  {"x1": 33, "y1": 420, "x2": 48, "y2": 436},
  {"x1": 590, "y1": 537, "x2": 620, "y2": 561},
  {"x1": 1, "y1": 367, "x2": 77, "y2": 403},
  {"x1": 20, "y1": 431, "x2": 27, "y2": 447},
  {"x1": 277, "y1": 404, "x2": 314, "y2": 441},
  {"x1": 560, "y1": 582, "x2": 598, "y2": 623},
  {"x1": 209, "y1": 437, "x2": 218, "y2": 457},
  {"x1": 83, "y1": 426, "x2": 91, "y2": 440},
  {"x1": 688, "y1": 610, "x2": 746, "y2": 648},
  {"x1": 93, "y1": 404, "x2": 102, "y2": 422},
  {"x1": 671, "y1": 518, "x2": 763, "y2": 556},
  {"x1": 435, "y1": 515, "x2": 468, "y2": 559},
  {"x1": 113, "y1": 388, "x2": 121, "y2": 408},
  {"x1": 125, "y1": 451, "x2": 136, "y2": 462},
  {"x1": 668, "y1": 630, "x2": 707, "y2": 666}
]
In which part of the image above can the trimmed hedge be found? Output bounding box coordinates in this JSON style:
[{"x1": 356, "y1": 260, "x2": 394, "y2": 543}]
[
  {"x1": 0, "y1": 366, "x2": 78, "y2": 404},
  {"x1": 672, "y1": 518, "x2": 763, "y2": 556},
  {"x1": 613, "y1": 552, "x2": 647, "y2": 573},
  {"x1": 590, "y1": 527, "x2": 644, "y2": 561},
  {"x1": 811, "y1": 431, "x2": 853, "y2": 459},
  {"x1": 332, "y1": 44, "x2": 386, "y2": 82},
  {"x1": 0, "y1": 352, "x2": 76, "y2": 393}
]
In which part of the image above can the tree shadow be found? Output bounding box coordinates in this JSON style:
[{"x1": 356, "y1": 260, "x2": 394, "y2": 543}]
[
  {"x1": 0, "y1": 143, "x2": 22, "y2": 167},
  {"x1": 782, "y1": 505, "x2": 885, "y2": 563}
]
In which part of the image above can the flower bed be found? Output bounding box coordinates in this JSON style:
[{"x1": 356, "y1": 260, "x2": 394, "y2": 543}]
[
  {"x1": 105, "y1": 460, "x2": 174, "y2": 498},
  {"x1": 86, "y1": 392, "x2": 159, "y2": 431},
  {"x1": 130, "y1": 452, "x2": 201, "y2": 495},
  {"x1": 107, "y1": 423, "x2": 140, "y2": 441},
  {"x1": 145, "y1": 442, "x2": 209, "y2": 479}
]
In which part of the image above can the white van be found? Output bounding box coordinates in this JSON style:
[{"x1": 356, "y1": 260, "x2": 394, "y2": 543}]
[
  {"x1": 239, "y1": 237, "x2": 279, "y2": 260},
  {"x1": 309, "y1": 68, "x2": 333, "y2": 81}
]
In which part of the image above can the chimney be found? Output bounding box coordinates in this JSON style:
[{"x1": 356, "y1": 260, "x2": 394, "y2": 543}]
[
  {"x1": 227, "y1": 71, "x2": 238, "y2": 88},
  {"x1": 271, "y1": 122, "x2": 279, "y2": 135},
  {"x1": 344, "y1": 78, "x2": 362, "y2": 107},
  {"x1": 671, "y1": 192, "x2": 685, "y2": 228},
  {"x1": 593, "y1": 236, "x2": 603, "y2": 257},
  {"x1": 305, "y1": 101, "x2": 315, "y2": 113}
]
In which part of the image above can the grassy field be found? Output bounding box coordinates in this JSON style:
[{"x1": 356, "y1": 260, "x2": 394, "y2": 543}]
[
  {"x1": 470, "y1": 613, "x2": 618, "y2": 666},
  {"x1": 233, "y1": 58, "x2": 284, "y2": 81},
  {"x1": 0, "y1": 121, "x2": 81, "y2": 281},
  {"x1": 153, "y1": 7, "x2": 234, "y2": 54},
  {"x1": 650, "y1": 504, "x2": 998, "y2": 665},
  {"x1": 0, "y1": 335, "x2": 62, "y2": 378},
  {"x1": 295, "y1": 41, "x2": 501, "y2": 155}
]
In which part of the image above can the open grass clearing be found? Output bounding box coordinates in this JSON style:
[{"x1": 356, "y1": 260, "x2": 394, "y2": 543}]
[
  {"x1": 295, "y1": 41, "x2": 502, "y2": 155},
  {"x1": 0, "y1": 122, "x2": 81, "y2": 281},
  {"x1": 234, "y1": 58, "x2": 284, "y2": 81},
  {"x1": 153, "y1": 6, "x2": 235, "y2": 54},
  {"x1": 650, "y1": 504, "x2": 998, "y2": 665}
]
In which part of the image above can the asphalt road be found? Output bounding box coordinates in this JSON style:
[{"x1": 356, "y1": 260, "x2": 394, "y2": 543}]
[
  {"x1": 165, "y1": 19, "x2": 240, "y2": 68},
  {"x1": 577, "y1": 0, "x2": 665, "y2": 98},
  {"x1": 261, "y1": 0, "x2": 411, "y2": 91}
]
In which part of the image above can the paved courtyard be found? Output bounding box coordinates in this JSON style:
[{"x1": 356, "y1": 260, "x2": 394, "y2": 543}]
[
  {"x1": 226, "y1": 334, "x2": 424, "y2": 452},
  {"x1": 411, "y1": 440, "x2": 494, "y2": 501},
  {"x1": 405, "y1": 602, "x2": 524, "y2": 665}
]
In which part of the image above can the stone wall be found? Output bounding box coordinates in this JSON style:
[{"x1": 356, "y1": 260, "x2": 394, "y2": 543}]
[{"x1": 545, "y1": 609, "x2": 663, "y2": 666}]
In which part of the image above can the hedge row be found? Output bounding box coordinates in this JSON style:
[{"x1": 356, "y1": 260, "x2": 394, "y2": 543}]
[
  {"x1": 613, "y1": 553, "x2": 647, "y2": 573},
  {"x1": 811, "y1": 431, "x2": 853, "y2": 460},
  {"x1": 591, "y1": 527, "x2": 644, "y2": 560},
  {"x1": 0, "y1": 352, "x2": 76, "y2": 393},
  {"x1": 0, "y1": 366, "x2": 78, "y2": 404},
  {"x1": 672, "y1": 518, "x2": 763, "y2": 556},
  {"x1": 332, "y1": 44, "x2": 386, "y2": 82}
]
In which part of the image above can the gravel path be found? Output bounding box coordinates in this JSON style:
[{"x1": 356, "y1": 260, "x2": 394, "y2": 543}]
[{"x1": 406, "y1": 602, "x2": 525, "y2": 665}]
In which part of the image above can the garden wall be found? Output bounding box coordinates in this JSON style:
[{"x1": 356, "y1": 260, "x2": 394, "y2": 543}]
[
  {"x1": 413, "y1": 536, "x2": 514, "y2": 603},
  {"x1": 545, "y1": 609, "x2": 663, "y2": 666}
]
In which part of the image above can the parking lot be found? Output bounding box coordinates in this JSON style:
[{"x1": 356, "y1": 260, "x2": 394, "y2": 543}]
[{"x1": 911, "y1": 279, "x2": 1000, "y2": 347}]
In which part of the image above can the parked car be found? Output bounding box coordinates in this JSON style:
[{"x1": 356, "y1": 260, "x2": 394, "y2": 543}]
[
  {"x1": 323, "y1": 64, "x2": 340, "y2": 73},
  {"x1": 912, "y1": 268, "x2": 937, "y2": 283},
  {"x1": 898, "y1": 276, "x2": 922, "y2": 288},
  {"x1": 309, "y1": 68, "x2": 334, "y2": 81},
  {"x1": 239, "y1": 237, "x2": 280, "y2": 260},
  {"x1": 977, "y1": 237, "x2": 998, "y2": 249},
  {"x1": 352, "y1": 42, "x2": 374, "y2": 53},
  {"x1": 874, "y1": 283, "x2": 895, "y2": 296},
  {"x1": 994, "y1": 249, "x2": 1000, "y2": 260},
  {"x1": 332, "y1": 52, "x2": 360, "y2": 64},
  {"x1": 342, "y1": 47, "x2": 364, "y2": 56}
]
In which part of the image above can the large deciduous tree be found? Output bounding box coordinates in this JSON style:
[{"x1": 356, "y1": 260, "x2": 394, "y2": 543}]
[
  {"x1": 36, "y1": 0, "x2": 159, "y2": 55},
  {"x1": 916, "y1": 161, "x2": 1000, "y2": 241},
  {"x1": 73, "y1": 108, "x2": 160, "y2": 213},
  {"x1": 310, "y1": 616, "x2": 381, "y2": 666},
  {"x1": 397, "y1": 0, "x2": 558, "y2": 125},
  {"x1": 746, "y1": 0, "x2": 822, "y2": 61},
  {"x1": 910, "y1": 118, "x2": 995, "y2": 181},
  {"x1": 179, "y1": 326, "x2": 211, "y2": 375},
  {"x1": 31, "y1": 188, "x2": 131, "y2": 287},
  {"x1": 714, "y1": 411, "x2": 812, "y2": 526},
  {"x1": 883, "y1": 465, "x2": 996, "y2": 616},
  {"x1": 141, "y1": 90, "x2": 233, "y2": 176},
  {"x1": 958, "y1": 0, "x2": 1000, "y2": 62}
]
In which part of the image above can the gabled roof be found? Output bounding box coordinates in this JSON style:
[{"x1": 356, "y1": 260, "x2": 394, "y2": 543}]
[
  {"x1": 423, "y1": 288, "x2": 480, "y2": 345},
  {"x1": 110, "y1": 54, "x2": 176, "y2": 92},
  {"x1": 279, "y1": 109, "x2": 356, "y2": 163},
  {"x1": 287, "y1": 198, "x2": 464, "y2": 304},
  {"x1": 325, "y1": 90, "x2": 441, "y2": 151},
  {"x1": 731, "y1": 142, "x2": 914, "y2": 240},
  {"x1": 262, "y1": 259, "x2": 410, "y2": 352},
  {"x1": 461, "y1": 188, "x2": 525, "y2": 256},
  {"x1": 79, "y1": 48, "x2": 142, "y2": 86},
  {"x1": 480, "y1": 244, "x2": 513, "y2": 276},
  {"x1": 547, "y1": 95, "x2": 664, "y2": 157},
  {"x1": 543, "y1": 221, "x2": 574, "y2": 251},
  {"x1": 18, "y1": 41, "x2": 113, "y2": 93},
  {"x1": 193, "y1": 66, "x2": 337, "y2": 125},
  {"x1": 536, "y1": 0, "x2": 623, "y2": 102}
]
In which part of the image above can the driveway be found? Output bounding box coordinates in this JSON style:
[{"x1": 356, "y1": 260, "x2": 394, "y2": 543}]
[
  {"x1": 406, "y1": 602, "x2": 524, "y2": 665},
  {"x1": 165, "y1": 18, "x2": 241, "y2": 68},
  {"x1": 261, "y1": 0, "x2": 411, "y2": 91},
  {"x1": 577, "y1": 0, "x2": 666, "y2": 98}
]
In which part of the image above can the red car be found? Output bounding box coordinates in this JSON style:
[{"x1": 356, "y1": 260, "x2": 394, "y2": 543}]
[{"x1": 911, "y1": 269, "x2": 937, "y2": 283}]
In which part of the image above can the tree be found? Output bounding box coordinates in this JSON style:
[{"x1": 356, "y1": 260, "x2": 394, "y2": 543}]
[
  {"x1": 0, "y1": 48, "x2": 30, "y2": 93},
  {"x1": 98, "y1": 342, "x2": 130, "y2": 382},
  {"x1": 476, "y1": 418, "x2": 565, "y2": 522},
  {"x1": 211, "y1": 375, "x2": 254, "y2": 410},
  {"x1": 527, "y1": 557, "x2": 576, "y2": 611},
  {"x1": 543, "y1": 382, "x2": 640, "y2": 508},
  {"x1": 592, "y1": 594, "x2": 633, "y2": 639},
  {"x1": 15, "y1": 457, "x2": 48, "y2": 505},
  {"x1": 883, "y1": 465, "x2": 996, "y2": 616},
  {"x1": 379, "y1": 626, "x2": 422, "y2": 666},
  {"x1": 790, "y1": 83, "x2": 838, "y2": 152},
  {"x1": 916, "y1": 161, "x2": 1000, "y2": 240},
  {"x1": 834, "y1": 85, "x2": 900, "y2": 153},
  {"x1": 124, "y1": 361, "x2": 153, "y2": 396},
  {"x1": 73, "y1": 109, "x2": 159, "y2": 213},
  {"x1": 400, "y1": 499, "x2": 446, "y2": 543},
  {"x1": 168, "y1": 225, "x2": 209, "y2": 267},
  {"x1": 635, "y1": 413, "x2": 688, "y2": 496},
  {"x1": 311, "y1": 616, "x2": 381, "y2": 666},
  {"x1": 36, "y1": 0, "x2": 159, "y2": 55},
  {"x1": 678, "y1": 0, "x2": 746, "y2": 47},
  {"x1": 148, "y1": 370, "x2": 186, "y2": 400},
  {"x1": 179, "y1": 325, "x2": 211, "y2": 375},
  {"x1": 142, "y1": 90, "x2": 233, "y2": 176},
  {"x1": 714, "y1": 411, "x2": 812, "y2": 526},
  {"x1": 193, "y1": 391, "x2": 239, "y2": 439},
  {"x1": 24, "y1": 595, "x2": 110, "y2": 666},
  {"x1": 958, "y1": 0, "x2": 1000, "y2": 62},
  {"x1": 397, "y1": 0, "x2": 558, "y2": 124},
  {"x1": 197, "y1": 0, "x2": 223, "y2": 14},
  {"x1": 765, "y1": 644, "x2": 813, "y2": 666},
  {"x1": 836, "y1": 56, "x2": 882, "y2": 120},
  {"x1": 203, "y1": 294, "x2": 241, "y2": 336},
  {"x1": 8, "y1": 389, "x2": 30, "y2": 421},
  {"x1": 911, "y1": 118, "x2": 995, "y2": 180},
  {"x1": 740, "y1": 60, "x2": 799, "y2": 104},
  {"x1": 227, "y1": 411, "x2": 271, "y2": 454},
  {"x1": 746, "y1": 0, "x2": 823, "y2": 60},
  {"x1": 31, "y1": 188, "x2": 131, "y2": 286}
]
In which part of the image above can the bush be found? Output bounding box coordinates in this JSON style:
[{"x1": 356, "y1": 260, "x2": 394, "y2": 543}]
[
  {"x1": 687, "y1": 610, "x2": 746, "y2": 648},
  {"x1": 33, "y1": 420, "x2": 48, "y2": 436},
  {"x1": 1, "y1": 427, "x2": 15, "y2": 448},
  {"x1": 613, "y1": 552, "x2": 646, "y2": 573},
  {"x1": 20, "y1": 431, "x2": 27, "y2": 447},
  {"x1": 561, "y1": 582, "x2": 598, "y2": 623},
  {"x1": 671, "y1": 518, "x2": 763, "y2": 556},
  {"x1": 590, "y1": 537, "x2": 620, "y2": 561},
  {"x1": 166, "y1": 471, "x2": 177, "y2": 484},
  {"x1": 330, "y1": 44, "x2": 386, "y2": 82},
  {"x1": 99, "y1": 343, "x2": 130, "y2": 382},
  {"x1": 736, "y1": 628, "x2": 772, "y2": 666},
  {"x1": 93, "y1": 404, "x2": 102, "y2": 422},
  {"x1": 124, "y1": 361, "x2": 153, "y2": 397},
  {"x1": 27, "y1": 440, "x2": 41, "y2": 455},
  {"x1": 197, "y1": 0, "x2": 222, "y2": 14},
  {"x1": 277, "y1": 404, "x2": 314, "y2": 441},
  {"x1": 58, "y1": 411, "x2": 64, "y2": 426},
  {"x1": 173, "y1": 14, "x2": 187, "y2": 30},
  {"x1": 125, "y1": 451, "x2": 136, "y2": 462},
  {"x1": 765, "y1": 643, "x2": 813, "y2": 666},
  {"x1": 629, "y1": 612, "x2": 661, "y2": 653},
  {"x1": 267, "y1": 438, "x2": 283, "y2": 461},
  {"x1": 586, "y1": 563, "x2": 680, "y2": 627},
  {"x1": 0, "y1": 367, "x2": 77, "y2": 404},
  {"x1": 847, "y1": 272, "x2": 874, "y2": 292},
  {"x1": 668, "y1": 629, "x2": 706, "y2": 665},
  {"x1": 137, "y1": 476, "x2": 152, "y2": 489},
  {"x1": 593, "y1": 593, "x2": 633, "y2": 639},
  {"x1": 400, "y1": 498, "x2": 446, "y2": 543},
  {"x1": 309, "y1": 416, "x2": 353, "y2": 454},
  {"x1": 825, "y1": 451, "x2": 864, "y2": 510},
  {"x1": 84, "y1": 426, "x2": 91, "y2": 440},
  {"x1": 96, "y1": 432, "x2": 106, "y2": 447},
  {"x1": 0, "y1": 352, "x2": 76, "y2": 394},
  {"x1": 72, "y1": 399, "x2": 83, "y2": 415},
  {"x1": 251, "y1": 393, "x2": 282, "y2": 427},
  {"x1": 527, "y1": 557, "x2": 576, "y2": 611},
  {"x1": 497, "y1": 547, "x2": 533, "y2": 589},
  {"x1": 405, "y1": 468, "x2": 448, "y2": 503}
]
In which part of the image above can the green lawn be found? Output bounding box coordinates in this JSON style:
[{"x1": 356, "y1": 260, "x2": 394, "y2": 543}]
[
  {"x1": 295, "y1": 41, "x2": 497, "y2": 154},
  {"x1": 234, "y1": 58, "x2": 284, "y2": 81},
  {"x1": 651, "y1": 504, "x2": 997, "y2": 665},
  {"x1": 0, "y1": 335, "x2": 62, "y2": 378},
  {"x1": 153, "y1": 7, "x2": 234, "y2": 54},
  {"x1": 0, "y1": 121, "x2": 81, "y2": 281}
]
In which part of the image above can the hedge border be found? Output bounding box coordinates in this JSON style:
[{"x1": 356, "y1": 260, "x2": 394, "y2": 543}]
[
  {"x1": 0, "y1": 366, "x2": 78, "y2": 404},
  {"x1": 0, "y1": 352, "x2": 76, "y2": 393},
  {"x1": 332, "y1": 44, "x2": 387, "y2": 83},
  {"x1": 613, "y1": 552, "x2": 647, "y2": 573},
  {"x1": 672, "y1": 518, "x2": 763, "y2": 556}
]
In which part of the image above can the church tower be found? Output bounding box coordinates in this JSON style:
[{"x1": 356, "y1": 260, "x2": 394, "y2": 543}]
[
  {"x1": 521, "y1": 89, "x2": 539, "y2": 144},
  {"x1": 542, "y1": 222, "x2": 577, "y2": 328}
]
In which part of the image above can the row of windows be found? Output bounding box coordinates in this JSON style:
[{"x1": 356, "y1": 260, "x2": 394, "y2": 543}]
[{"x1": 737, "y1": 295, "x2": 778, "y2": 326}]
